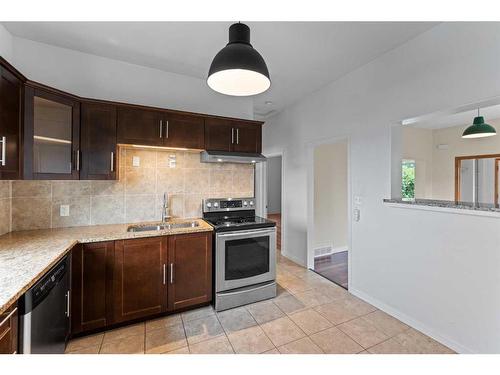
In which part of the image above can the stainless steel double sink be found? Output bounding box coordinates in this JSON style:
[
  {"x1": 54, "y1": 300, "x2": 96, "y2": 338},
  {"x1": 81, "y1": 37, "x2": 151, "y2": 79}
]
[{"x1": 127, "y1": 221, "x2": 199, "y2": 232}]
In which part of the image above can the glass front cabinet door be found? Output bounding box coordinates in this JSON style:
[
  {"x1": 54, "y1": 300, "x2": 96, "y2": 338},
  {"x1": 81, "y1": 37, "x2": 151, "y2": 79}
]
[{"x1": 24, "y1": 86, "x2": 80, "y2": 179}]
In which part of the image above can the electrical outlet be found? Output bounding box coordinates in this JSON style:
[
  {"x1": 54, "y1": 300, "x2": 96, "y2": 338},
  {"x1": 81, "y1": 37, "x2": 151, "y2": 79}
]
[
  {"x1": 132, "y1": 156, "x2": 140, "y2": 167},
  {"x1": 354, "y1": 196, "x2": 362, "y2": 205},
  {"x1": 60, "y1": 205, "x2": 70, "y2": 217},
  {"x1": 168, "y1": 154, "x2": 177, "y2": 168}
]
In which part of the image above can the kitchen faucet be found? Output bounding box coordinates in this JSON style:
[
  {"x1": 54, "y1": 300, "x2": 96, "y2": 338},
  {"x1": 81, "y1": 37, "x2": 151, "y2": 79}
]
[{"x1": 161, "y1": 192, "x2": 171, "y2": 222}]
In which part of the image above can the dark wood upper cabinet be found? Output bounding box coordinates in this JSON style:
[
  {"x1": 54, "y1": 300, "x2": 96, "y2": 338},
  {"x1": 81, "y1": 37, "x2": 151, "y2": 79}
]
[
  {"x1": 24, "y1": 85, "x2": 80, "y2": 180},
  {"x1": 117, "y1": 107, "x2": 164, "y2": 146},
  {"x1": 205, "y1": 118, "x2": 262, "y2": 153},
  {"x1": 233, "y1": 123, "x2": 262, "y2": 153},
  {"x1": 71, "y1": 242, "x2": 114, "y2": 335},
  {"x1": 80, "y1": 102, "x2": 118, "y2": 180},
  {"x1": 168, "y1": 232, "x2": 212, "y2": 311},
  {"x1": 112, "y1": 237, "x2": 168, "y2": 323},
  {"x1": 163, "y1": 113, "x2": 204, "y2": 149},
  {"x1": 0, "y1": 64, "x2": 22, "y2": 180},
  {"x1": 204, "y1": 118, "x2": 234, "y2": 152}
]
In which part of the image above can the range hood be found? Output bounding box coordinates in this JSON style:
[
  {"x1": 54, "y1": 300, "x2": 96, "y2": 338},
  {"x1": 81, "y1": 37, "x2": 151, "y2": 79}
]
[{"x1": 200, "y1": 150, "x2": 267, "y2": 164}]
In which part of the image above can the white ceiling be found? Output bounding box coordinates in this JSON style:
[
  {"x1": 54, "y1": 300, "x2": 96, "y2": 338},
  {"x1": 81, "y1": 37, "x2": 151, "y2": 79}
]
[{"x1": 3, "y1": 22, "x2": 439, "y2": 119}]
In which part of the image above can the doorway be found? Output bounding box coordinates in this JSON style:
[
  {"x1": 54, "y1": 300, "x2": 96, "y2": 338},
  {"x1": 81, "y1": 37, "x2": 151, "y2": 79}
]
[
  {"x1": 310, "y1": 139, "x2": 349, "y2": 289},
  {"x1": 266, "y1": 155, "x2": 282, "y2": 254}
]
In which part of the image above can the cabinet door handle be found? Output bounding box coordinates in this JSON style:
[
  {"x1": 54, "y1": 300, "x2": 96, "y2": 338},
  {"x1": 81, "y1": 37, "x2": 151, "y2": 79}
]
[
  {"x1": 76, "y1": 150, "x2": 80, "y2": 171},
  {"x1": 236, "y1": 128, "x2": 239, "y2": 144},
  {"x1": 65, "y1": 290, "x2": 70, "y2": 318},
  {"x1": 159, "y1": 120, "x2": 163, "y2": 138},
  {"x1": 163, "y1": 264, "x2": 166, "y2": 285},
  {"x1": 170, "y1": 263, "x2": 174, "y2": 284},
  {"x1": 0, "y1": 136, "x2": 6, "y2": 167},
  {"x1": 231, "y1": 128, "x2": 234, "y2": 144},
  {"x1": 166, "y1": 121, "x2": 169, "y2": 139},
  {"x1": 110, "y1": 152, "x2": 114, "y2": 172}
]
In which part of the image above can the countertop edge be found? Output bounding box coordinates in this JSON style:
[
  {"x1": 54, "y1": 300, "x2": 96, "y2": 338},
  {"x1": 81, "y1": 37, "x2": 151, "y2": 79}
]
[
  {"x1": 383, "y1": 199, "x2": 500, "y2": 218},
  {"x1": 0, "y1": 222, "x2": 214, "y2": 315}
]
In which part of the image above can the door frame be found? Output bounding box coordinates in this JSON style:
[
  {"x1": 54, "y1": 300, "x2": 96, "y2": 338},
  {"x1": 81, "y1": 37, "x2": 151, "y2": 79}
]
[
  {"x1": 495, "y1": 158, "x2": 500, "y2": 206},
  {"x1": 255, "y1": 150, "x2": 285, "y2": 256},
  {"x1": 306, "y1": 135, "x2": 352, "y2": 290}
]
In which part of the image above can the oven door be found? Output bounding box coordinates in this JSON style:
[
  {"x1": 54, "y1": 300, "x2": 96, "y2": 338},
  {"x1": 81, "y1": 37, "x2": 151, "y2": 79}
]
[{"x1": 216, "y1": 227, "x2": 276, "y2": 292}]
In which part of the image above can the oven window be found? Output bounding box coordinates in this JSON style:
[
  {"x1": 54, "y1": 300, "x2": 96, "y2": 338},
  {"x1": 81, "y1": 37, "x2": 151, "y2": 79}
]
[{"x1": 225, "y1": 236, "x2": 270, "y2": 280}]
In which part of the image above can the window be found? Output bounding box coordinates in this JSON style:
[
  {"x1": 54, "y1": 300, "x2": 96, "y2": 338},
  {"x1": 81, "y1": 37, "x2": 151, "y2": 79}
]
[{"x1": 402, "y1": 160, "x2": 415, "y2": 200}]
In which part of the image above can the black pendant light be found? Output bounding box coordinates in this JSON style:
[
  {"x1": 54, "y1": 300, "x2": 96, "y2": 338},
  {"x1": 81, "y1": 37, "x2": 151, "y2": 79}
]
[
  {"x1": 462, "y1": 108, "x2": 497, "y2": 138},
  {"x1": 207, "y1": 23, "x2": 270, "y2": 96}
]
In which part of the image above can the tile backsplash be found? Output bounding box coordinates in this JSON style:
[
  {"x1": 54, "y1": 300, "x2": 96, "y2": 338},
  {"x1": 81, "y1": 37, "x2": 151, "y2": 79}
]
[{"x1": 2, "y1": 147, "x2": 254, "y2": 232}]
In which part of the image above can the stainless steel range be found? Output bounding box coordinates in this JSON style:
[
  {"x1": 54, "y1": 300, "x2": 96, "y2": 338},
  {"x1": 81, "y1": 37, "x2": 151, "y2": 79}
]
[{"x1": 203, "y1": 197, "x2": 277, "y2": 311}]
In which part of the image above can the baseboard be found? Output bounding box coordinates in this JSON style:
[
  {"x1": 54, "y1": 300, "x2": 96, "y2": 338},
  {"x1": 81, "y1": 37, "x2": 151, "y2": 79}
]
[
  {"x1": 313, "y1": 245, "x2": 348, "y2": 258},
  {"x1": 349, "y1": 288, "x2": 474, "y2": 354},
  {"x1": 280, "y1": 250, "x2": 307, "y2": 267}
]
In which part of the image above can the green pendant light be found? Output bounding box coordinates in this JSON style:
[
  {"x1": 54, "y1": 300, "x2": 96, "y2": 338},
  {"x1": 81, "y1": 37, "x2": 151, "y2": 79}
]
[{"x1": 462, "y1": 109, "x2": 497, "y2": 138}]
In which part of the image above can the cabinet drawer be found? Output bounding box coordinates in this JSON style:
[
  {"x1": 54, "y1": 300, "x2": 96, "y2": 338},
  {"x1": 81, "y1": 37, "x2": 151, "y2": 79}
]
[{"x1": 0, "y1": 303, "x2": 18, "y2": 354}]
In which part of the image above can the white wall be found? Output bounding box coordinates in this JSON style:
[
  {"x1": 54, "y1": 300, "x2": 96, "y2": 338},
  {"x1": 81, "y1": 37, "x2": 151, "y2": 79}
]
[
  {"x1": 263, "y1": 22, "x2": 500, "y2": 353},
  {"x1": 313, "y1": 141, "x2": 348, "y2": 251},
  {"x1": 266, "y1": 156, "x2": 282, "y2": 214},
  {"x1": 9, "y1": 37, "x2": 253, "y2": 120},
  {"x1": 0, "y1": 24, "x2": 13, "y2": 61}
]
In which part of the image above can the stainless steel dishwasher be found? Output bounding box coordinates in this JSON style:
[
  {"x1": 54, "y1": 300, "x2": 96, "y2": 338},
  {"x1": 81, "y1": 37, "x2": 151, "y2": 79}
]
[{"x1": 19, "y1": 254, "x2": 70, "y2": 354}]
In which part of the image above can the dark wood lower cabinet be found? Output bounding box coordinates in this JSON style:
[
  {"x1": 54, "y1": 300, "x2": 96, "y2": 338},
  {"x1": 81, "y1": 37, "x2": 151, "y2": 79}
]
[
  {"x1": 168, "y1": 232, "x2": 212, "y2": 311},
  {"x1": 70, "y1": 232, "x2": 213, "y2": 336},
  {"x1": 112, "y1": 237, "x2": 168, "y2": 323},
  {"x1": 0, "y1": 302, "x2": 18, "y2": 354},
  {"x1": 71, "y1": 242, "x2": 114, "y2": 335}
]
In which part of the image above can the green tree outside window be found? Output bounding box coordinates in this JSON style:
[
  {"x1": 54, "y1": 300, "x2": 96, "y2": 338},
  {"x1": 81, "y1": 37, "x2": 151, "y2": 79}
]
[{"x1": 402, "y1": 160, "x2": 415, "y2": 199}]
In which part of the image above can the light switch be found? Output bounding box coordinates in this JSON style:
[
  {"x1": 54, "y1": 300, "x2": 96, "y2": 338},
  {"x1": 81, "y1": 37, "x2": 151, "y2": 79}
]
[
  {"x1": 132, "y1": 156, "x2": 140, "y2": 167},
  {"x1": 353, "y1": 208, "x2": 361, "y2": 222},
  {"x1": 60, "y1": 205, "x2": 70, "y2": 217}
]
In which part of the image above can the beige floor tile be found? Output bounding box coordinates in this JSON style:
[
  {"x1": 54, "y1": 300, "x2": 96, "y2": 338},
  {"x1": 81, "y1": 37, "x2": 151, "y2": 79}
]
[
  {"x1": 294, "y1": 289, "x2": 333, "y2": 308},
  {"x1": 164, "y1": 346, "x2": 190, "y2": 354},
  {"x1": 145, "y1": 323, "x2": 187, "y2": 354},
  {"x1": 310, "y1": 327, "x2": 364, "y2": 354},
  {"x1": 146, "y1": 314, "x2": 182, "y2": 333},
  {"x1": 392, "y1": 328, "x2": 454, "y2": 354},
  {"x1": 337, "y1": 317, "x2": 389, "y2": 349},
  {"x1": 278, "y1": 277, "x2": 313, "y2": 294},
  {"x1": 227, "y1": 326, "x2": 275, "y2": 354},
  {"x1": 103, "y1": 323, "x2": 144, "y2": 344},
  {"x1": 362, "y1": 310, "x2": 410, "y2": 337},
  {"x1": 189, "y1": 335, "x2": 235, "y2": 354},
  {"x1": 318, "y1": 284, "x2": 349, "y2": 300},
  {"x1": 65, "y1": 346, "x2": 100, "y2": 354},
  {"x1": 260, "y1": 316, "x2": 306, "y2": 347},
  {"x1": 181, "y1": 305, "x2": 215, "y2": 322},
  {"x1": 217, "y1": 307, "x2": 257, "y2": 333},
  {"x1": 263, "y1": 348, "x2": 280, "y2": 354},
  {"x1": 288, "y1": 309, "x2": 333, "y2": 335},
  {"x1": 273, "y1": 294, "x2": 308, "y2": 314},
  {"x1": 184, "y1": 315, "x2": 225, "y2": 345},
  {"x1": 246, "y1": 300, "x2": 285, "y2": 324},
  {"x1": 367, "y1": 338, "x2": 412, "y2": 354},
  {"x1": 100, "y1": 334, "x2": 145, "y2": 354},
  {"x1": 278, "y1": 337, "x2": 323, "y2": 354},
  {"x1": 274, "y1": 284, "x2": 293, "y2": 299},
  {"x1": 65, "y1": 333, "x2": 103, "y2": 352},
  {"x1": 314, "y1": 295, "x2": 376, "y2": 325}
]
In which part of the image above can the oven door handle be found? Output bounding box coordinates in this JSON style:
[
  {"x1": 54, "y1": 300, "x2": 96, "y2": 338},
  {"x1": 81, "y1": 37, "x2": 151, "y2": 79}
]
[{"x1": 216, "y1": 228, "x2": 276, "y2": 238}]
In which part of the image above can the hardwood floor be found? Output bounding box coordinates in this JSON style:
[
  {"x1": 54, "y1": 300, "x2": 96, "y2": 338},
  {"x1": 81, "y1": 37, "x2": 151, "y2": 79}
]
[
  {"x1": 267, "y1": 213, "x2": 281, "y2": 250},
  {"x1": 314, "y1": 251, "x2": 348, "y2": 289}
]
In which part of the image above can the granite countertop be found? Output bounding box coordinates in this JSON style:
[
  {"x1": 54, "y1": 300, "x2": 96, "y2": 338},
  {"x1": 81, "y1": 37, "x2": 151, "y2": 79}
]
[
  {"x1": 383, "y1": 198, "x2": 500, "y2": 213},
  {"x1": 0, "y1": 219, "x2": 213, "y2": 315}
]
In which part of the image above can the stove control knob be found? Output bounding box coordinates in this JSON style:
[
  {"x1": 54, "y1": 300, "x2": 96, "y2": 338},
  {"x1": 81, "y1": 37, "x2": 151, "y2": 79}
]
[
  {"x1": 249, "y1": 201, "x2": 254, "y2": 206},
  {"x1": 243, "y1": 201, "x2": 248, "y2": 206},
  {"x1": 206, "y1": 202, "x2": 212, "y2": 208},
  {"x1": 214, "y1": 202, "x2": 219, "y2": 208}
]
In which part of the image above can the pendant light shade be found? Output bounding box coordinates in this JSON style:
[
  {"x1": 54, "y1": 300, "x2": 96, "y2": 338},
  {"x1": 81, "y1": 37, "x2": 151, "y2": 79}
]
[
  {"x1": 207, "y1": 23, "x2": 270, "y2": 96},
  {"x1": 462, "y1": 109, "x2": 497, "y2": 139}
]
